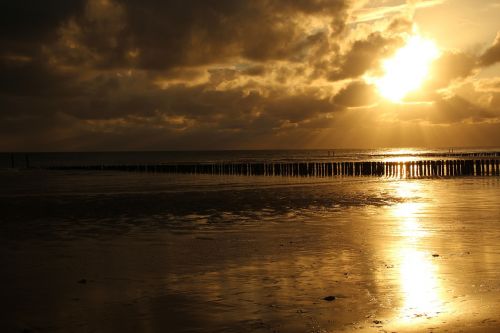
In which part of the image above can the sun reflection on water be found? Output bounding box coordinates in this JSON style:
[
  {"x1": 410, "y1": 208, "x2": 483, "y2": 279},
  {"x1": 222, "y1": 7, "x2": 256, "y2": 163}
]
[
  {"x1": 391, "y1": 182, "x2": 446, "y2": 324},
  {"x1": 394, "y1": 181, "x2": 420, "y2": 199},
  {"x1": 384, "y1": 156, "x2": 418, "y2": 163},
  {"x1": 399, "y1": 248, "x2": 442, "y2": 320},
  {"x1": 393, "y1": 202, "x2": 427, "y2": 238}
]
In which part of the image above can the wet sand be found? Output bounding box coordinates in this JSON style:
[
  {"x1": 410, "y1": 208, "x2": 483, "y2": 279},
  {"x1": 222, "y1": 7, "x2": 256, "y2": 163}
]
[{"x1": 1, "y1": 171, "x2": 500, "y2": 332}]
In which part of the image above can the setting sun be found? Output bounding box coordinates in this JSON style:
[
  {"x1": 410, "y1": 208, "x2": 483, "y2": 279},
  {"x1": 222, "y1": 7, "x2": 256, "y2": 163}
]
[{"x1": 373, "y1": 35, "x2": 440, "y2": 102}]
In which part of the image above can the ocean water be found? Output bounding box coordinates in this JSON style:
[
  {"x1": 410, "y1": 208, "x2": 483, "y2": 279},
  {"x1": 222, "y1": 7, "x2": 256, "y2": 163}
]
[
  {"x1": 1, "y1": 147, "x2": 500, "y2": 168},
  {"x1": 1, "y1": 149, "x2": 500, "y2": 332}
]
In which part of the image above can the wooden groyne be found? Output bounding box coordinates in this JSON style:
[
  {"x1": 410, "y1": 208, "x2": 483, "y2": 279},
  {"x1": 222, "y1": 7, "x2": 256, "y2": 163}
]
[{"x1": 47, "y1": 159, "x2": 500, "y2": 178}]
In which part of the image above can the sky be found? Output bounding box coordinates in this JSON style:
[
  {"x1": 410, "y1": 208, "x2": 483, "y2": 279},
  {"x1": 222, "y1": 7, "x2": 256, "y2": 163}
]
[{"x1": 1, "y1": 0, "x2": 500, "y2": 151}]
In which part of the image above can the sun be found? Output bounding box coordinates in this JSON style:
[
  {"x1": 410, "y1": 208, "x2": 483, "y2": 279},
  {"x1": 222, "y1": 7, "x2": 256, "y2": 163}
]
[{"x1": 372, "y1": 35, "x2": 440, "y2": 102}]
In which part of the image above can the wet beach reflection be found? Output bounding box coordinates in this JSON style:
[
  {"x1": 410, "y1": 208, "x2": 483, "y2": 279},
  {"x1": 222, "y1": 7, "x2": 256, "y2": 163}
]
[
  {"x1": 1, "y1": 172, "x2": 500, "y2": 332},
  {"x1": 390, "y1": 184, "x2": 445, "y2": 324}
]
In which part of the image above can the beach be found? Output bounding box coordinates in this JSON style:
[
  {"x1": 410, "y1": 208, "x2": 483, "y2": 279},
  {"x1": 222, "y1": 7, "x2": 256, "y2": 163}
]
[{"x1": 1, "y1": 166, "x2": 500, "y2": 333}]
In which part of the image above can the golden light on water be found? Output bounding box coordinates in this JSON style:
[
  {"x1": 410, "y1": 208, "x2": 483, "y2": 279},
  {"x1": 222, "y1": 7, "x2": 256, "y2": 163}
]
[
  {"x1": 399, "y1": 248, "x2": 442, "y2": 320},
  {"x1": 393, "y1": 202, "x2": 427, "y2": 238},
  {"x1": 371, "y1": 35, "x2": 440, "y2": 102},
  {"x1": 394, "y1": 181, "x2": 420, "y2": 199},
  {"x1": 391, "y1": 182, "x2": 446, "y2": 324}
]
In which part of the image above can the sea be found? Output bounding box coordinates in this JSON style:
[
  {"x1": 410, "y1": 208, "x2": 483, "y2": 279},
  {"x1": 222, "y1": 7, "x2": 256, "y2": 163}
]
[
  {"x1": 1, "y1": 148, "x2": 500, "y2": 332},
  {"x1": 2, "y1": 147, "x2": 500, "y2": 168}
]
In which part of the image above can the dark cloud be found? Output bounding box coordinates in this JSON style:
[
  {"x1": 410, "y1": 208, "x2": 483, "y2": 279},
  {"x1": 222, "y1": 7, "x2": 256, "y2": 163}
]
[
  {"x1": 37, "y1": 0, "x2": 349, "y2": 70},
  {"x1": 433, "y1": 96, "x2": 494, "y2": 124},
  {"x1": 265, "y1": 94, "x2": 335, "y2": 123},
  {"x1": 479, "y1": 32, "x2": 500, "y2": 67},
  {"x1": 0, "y1": 60, "x2": 342, "y2": 150},
  {"x1": 0, "y1": 0, "x2": 85, "y2": 55},
  {"x1": 427, "y1": 51, "x2": 476, "y2": 88},
  {"x1": 242, "y1": 65, "x2": 267, "y2": 77},
  {"x1": 386, "y1": 17, "x2": 413, "y2": 33},
  {"x1": 391, "y1": 95, "x2": 495, "y2": 125},
  {"x1": 475, "y1": 78, "x2": 500, "y2": 93},
  {"x1": 333, "y1": 81, "x2": 377, "y2": 107},
  {"x1": 0, "y1": 59, "x2": 76, "y2": 97},
  {"x1": 328, "y1": 32, "x2": 403, "y2": 80},
  {"x1": 0, "y1": 111, "x2": 85, "y2": 151}
]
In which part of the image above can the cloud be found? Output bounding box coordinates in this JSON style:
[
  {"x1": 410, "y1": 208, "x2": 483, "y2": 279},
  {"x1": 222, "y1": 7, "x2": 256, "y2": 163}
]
[
  {"x1": 429, "y1": 51, "x2": 476, "y2": 87},
  {"x1": 475, "y1": 78, "x2": 500, "y2": 93},
  {"x1": 479, "y1": 32, "x2": 500, "y2": 67},
  {"x1": 0, "y1": 0, "x2": 499, "y2": 150},
  {"x1": 328, "y1": 32, "x2": 403, "y2": 80},
  {"x1": 0, "y1": 1, "x2": 85, "y2": 55},
  {"x1": 351, "y1": 0, "x2": 445, "y2": 24},
  {"x1": 333, "y1": 81, "x2": 377, "y2": 107},
  {"x1": 384, "y1": 95, "x2": 496, "y2": 125},
  {"x1": 40, "y1": 0, "x2": 350, "y2": 70},
  {"x1": 0, "y1": 59, "x2": 76, "y2": 97},
  {"x1": 0, "y1": 64, "x2": 339, "y2": 150}
]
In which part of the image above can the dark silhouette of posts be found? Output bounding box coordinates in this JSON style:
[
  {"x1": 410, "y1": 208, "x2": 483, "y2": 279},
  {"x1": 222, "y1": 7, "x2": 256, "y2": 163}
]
[{"x1": 42, "y1": 159, "x2": 500, "y2": 178}]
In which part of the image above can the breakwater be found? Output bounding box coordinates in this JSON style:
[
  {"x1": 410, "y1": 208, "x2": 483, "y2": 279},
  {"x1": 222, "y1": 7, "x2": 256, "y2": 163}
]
[{"x1": 46, "y1": 159, "x2": 500, "y2": 178}]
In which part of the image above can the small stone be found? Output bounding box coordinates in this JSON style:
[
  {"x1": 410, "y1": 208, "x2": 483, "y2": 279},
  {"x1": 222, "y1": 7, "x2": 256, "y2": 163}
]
[
  {"x1": 323, "y1": 295, "x2": 336, "y2": 301},
  {"x1": 432, "y1": 254, "x2": 439, "y2": 257},
  {"x1": 78, "y1": 278, "x2": 87, "y2": 284},
  {"x1": 373, "y1": 320, "x2": 383, "y2": 324}
]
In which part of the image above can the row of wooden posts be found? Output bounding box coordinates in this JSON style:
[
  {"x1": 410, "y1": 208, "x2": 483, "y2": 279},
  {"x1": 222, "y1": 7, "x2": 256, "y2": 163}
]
[{"x1": 49, "y1": 159, "x2": 500, "y2": 178}]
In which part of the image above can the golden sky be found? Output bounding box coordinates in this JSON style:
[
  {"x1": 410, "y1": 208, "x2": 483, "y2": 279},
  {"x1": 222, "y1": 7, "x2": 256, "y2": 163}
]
[{"x1": 1, "y1": 0, "x2": 499, "y2": 150}]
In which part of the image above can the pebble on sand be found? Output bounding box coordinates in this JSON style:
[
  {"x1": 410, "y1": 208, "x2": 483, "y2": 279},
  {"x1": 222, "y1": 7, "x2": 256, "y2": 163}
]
[
  {"x1": 432, "y1": 254, "x2": 440, "y2": 257},
  {"x1": 323, "y1": 296, "x2": 336, "y2": 301}
]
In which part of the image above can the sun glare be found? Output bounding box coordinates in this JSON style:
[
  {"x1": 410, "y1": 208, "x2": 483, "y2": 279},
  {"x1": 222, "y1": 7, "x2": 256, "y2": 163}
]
[{"x1": 373, "y1": 35, "x2": 440, "y2": 102}]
